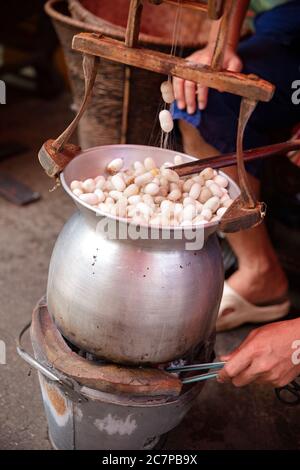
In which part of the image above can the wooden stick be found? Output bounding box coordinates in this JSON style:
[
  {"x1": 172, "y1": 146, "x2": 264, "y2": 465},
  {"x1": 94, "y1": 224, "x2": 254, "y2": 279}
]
[
  {"x1": 72, "y1": 33, "x2": 275, "y2": 102},
  {"x1": 160, "y1": 0, "x2": 208, "y2": 11},
  {"x1": 120, "y1": 66, "x2": 131, "y2": 144},
  {"x1": 125, "y1": 0, "x2": 143, "y2": 47},
  {"x1": 149, "y1": 0, "x2": 224, "y2": 15},
  {"x1": 211, "y1": 0, "x2": 233, "y2": 70},
  {"x1": 122, "y1": 0, "x2": 144, "y2": 144},
  {"x1": 171, "y1": 140, "x2": 300, "y2": 176},
  {"x1": 207, "y1": 0, "x2": 225, "y2": 19}
]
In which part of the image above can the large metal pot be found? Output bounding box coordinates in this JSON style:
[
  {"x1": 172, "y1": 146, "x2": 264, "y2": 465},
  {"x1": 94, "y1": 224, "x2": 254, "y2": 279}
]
[{"x1": 47, "y1": 144, "x2": 239, "y2": 365}]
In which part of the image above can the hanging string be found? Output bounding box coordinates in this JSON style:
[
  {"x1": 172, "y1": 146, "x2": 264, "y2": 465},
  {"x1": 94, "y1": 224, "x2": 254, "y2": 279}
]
[
  {"x1": 163, "y1": 132, "x2": 169, "y2": 149},
  {"x1": 148, "y1": 100, "x2": 164, "y2": 146},
  {"x1": 170, "y1": 0, "x2": 183, "y2": 61},
  {"x1": 161, "y1": 0, "x2": 183, "y2": 149},
  {"x1": 149, "y1": 2, "x2": 181, "y2": 148}
]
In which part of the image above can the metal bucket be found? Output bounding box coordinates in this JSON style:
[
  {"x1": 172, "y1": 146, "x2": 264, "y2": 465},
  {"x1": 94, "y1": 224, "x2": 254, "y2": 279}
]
[{"x1": 38, "y1": 374, "x2": 202, "y2": 450}]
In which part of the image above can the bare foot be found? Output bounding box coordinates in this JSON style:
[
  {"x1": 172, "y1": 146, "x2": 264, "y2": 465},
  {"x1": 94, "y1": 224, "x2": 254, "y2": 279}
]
[{"x1": 227, "y1": 263, "x2": 288, "y2": 305}]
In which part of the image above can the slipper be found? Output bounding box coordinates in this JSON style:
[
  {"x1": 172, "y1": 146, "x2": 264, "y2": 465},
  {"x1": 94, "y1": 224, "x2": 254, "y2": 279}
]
[{"x1": 216, "y1": 281, "x2": 290, "y2": 332}]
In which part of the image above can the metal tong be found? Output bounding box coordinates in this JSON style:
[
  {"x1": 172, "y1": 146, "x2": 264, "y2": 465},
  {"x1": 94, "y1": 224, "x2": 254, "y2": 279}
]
[
  {"x1": 168, "y1": 361, "x2": 300, "y2": 405},
  {"x1": 168, "y1": 361, "x2": 300, "y2": 403},
  {"x1": 166, "y1": 361, "x2": 225, "y2": 384}
]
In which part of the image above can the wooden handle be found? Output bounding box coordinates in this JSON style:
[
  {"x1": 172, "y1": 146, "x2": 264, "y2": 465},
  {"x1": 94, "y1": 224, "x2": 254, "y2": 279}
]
[{"x1": 171, "y1": 140, "x2": 300, "y2": 176}]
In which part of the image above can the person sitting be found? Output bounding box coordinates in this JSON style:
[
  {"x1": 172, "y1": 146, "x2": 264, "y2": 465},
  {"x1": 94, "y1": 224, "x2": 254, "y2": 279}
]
[{"x1": 172, "y1": 0, "x2": 300, "y2": 331}]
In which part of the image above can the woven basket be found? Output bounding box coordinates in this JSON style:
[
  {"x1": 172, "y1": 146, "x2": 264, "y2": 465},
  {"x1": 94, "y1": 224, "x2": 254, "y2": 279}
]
[{"x1": 45, "y1": 0, "x2": 209, "y2": 148}]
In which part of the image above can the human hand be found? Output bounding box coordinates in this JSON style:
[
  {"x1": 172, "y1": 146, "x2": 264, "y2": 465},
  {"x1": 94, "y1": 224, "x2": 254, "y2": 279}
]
[
  {"x1": 173, "y1": 45, "x2": 242, "y2": 114},
  {"x1": 217, "y1": 319, "x2": 300, "y2": 388}
]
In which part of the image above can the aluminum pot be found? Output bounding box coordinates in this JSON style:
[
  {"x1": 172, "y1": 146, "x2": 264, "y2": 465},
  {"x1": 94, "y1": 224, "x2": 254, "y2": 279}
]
[{"x1": 47, "y1": 145, "x2": 239, "y2": 365}]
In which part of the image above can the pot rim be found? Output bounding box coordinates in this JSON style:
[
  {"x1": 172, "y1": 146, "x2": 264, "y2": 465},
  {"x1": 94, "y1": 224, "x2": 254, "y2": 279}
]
[{"x1": 60, "y1": 144, "x2": 240, "y2": 236}]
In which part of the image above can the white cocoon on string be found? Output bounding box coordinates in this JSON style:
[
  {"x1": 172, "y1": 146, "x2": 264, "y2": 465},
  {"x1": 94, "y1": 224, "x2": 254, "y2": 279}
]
[{"x1": 159, "y1": 110, "x2": 174, "y2": 133}]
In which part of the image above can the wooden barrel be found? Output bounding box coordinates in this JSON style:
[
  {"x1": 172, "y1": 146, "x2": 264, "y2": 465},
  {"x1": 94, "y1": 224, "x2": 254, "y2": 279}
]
[{"x1": 45, "y1": 0, "x2": 209, "y2": 149}]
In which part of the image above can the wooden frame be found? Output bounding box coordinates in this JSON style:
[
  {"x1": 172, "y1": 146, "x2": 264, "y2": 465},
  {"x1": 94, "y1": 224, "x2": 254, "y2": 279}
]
[{"x1": 72, "y1": 33, "x2": 274, "y2": 102}]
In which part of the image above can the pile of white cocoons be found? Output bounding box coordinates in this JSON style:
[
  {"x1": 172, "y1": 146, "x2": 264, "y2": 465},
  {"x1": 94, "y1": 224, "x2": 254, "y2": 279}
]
[{"x1": 70, "y1": 155, "x2": 234, "y2": 227}]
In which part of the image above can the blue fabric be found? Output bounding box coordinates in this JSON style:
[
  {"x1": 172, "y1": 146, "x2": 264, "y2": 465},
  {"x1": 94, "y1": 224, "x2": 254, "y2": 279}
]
[{"x1": 172, "y1": 0, "x2": 300, "y2": 179}]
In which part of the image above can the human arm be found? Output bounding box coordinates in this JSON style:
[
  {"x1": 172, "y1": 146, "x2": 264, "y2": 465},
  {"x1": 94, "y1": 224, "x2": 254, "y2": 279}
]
[{"x1": 217, "y1": 319, "x2": 300, "y2": 387}]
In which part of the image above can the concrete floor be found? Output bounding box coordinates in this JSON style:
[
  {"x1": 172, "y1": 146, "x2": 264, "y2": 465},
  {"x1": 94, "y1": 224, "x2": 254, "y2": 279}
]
[{"x1": 0, "y1": 92, "x2": 299, "y2": 450}]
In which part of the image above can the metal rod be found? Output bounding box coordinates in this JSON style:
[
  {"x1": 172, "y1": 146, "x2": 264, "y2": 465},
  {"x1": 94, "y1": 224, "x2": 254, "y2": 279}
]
[
  {"x1": 182, "y1": 372, "x2": 219, "y2": 384},
  {"x1": 166, "y1": 361, "x2": 225, "y2": 373},
  {"x1": 16, "y1": 322, "x2": 62, "y2": 383},
  {"x1": 16, "y1": 320, "x2": 89, "y2": 402}
]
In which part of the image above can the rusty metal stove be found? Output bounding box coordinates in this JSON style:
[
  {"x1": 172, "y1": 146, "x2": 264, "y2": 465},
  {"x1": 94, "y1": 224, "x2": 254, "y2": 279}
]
[{"x1": 18, "y1": 298, "x2": 214, "y2": 450}]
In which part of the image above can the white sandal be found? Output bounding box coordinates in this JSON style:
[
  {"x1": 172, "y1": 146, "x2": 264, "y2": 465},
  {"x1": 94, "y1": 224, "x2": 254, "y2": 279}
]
[{"x1": 217, "y1": 281, "x2": 290, "y2": 332}]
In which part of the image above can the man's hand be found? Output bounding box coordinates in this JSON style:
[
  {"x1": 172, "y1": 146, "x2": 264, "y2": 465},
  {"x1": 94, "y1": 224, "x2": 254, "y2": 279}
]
[
  {"x1": 218, "y1": 319, "x2": 300, "y2": 388},
  {"x1": 173, "y1": 45, "x2": 242, "y2": 114}
]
